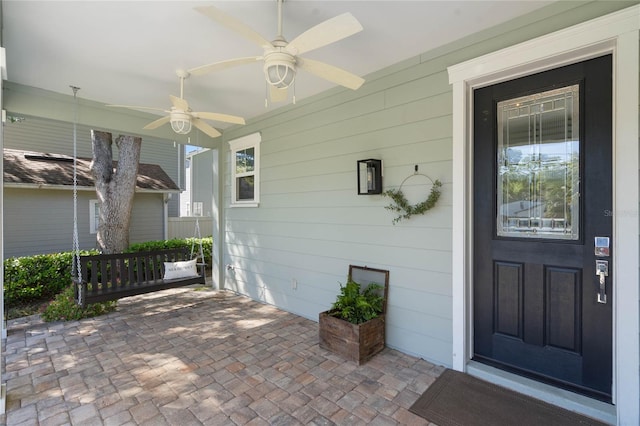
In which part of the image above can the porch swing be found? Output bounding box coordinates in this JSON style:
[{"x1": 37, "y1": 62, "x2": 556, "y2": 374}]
[{"x1": 69, "y1": 87, "x2": 206, "y2": 308}]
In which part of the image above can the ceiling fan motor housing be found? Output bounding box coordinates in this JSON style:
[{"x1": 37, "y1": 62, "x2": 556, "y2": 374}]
[{"x1": 264, "y1": 50, "x2": 296, "y2": 89}]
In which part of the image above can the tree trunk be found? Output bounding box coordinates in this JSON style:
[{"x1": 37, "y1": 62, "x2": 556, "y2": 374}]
[{"x1": 90, "y1": 130, "x2": 142, "y2": 254}]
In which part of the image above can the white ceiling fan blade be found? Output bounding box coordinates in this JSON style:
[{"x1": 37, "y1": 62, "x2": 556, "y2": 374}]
[
  {"x1": 143, "y1": 116, "x2": 171, "y2": 130},
  {"x1": 106, "y1": 104, "x2": 168, "y2": 113},
  {"x1": 192, "y1": 118, "x2": 222, "y2": 138},
  {"x1": 195, "y1": 6, "x2": 273, "y2": 49},
  {"x1": 188, "y1": 56, "x2": 262, "y2": 76},
  {"x1": 297, "y1": 57, "x2": 365, "y2": 90},
  {"x1": 193, "y1": 112, "x2": 246, "y2": 125},
  {"x1": 269, "y1": 85, "x2": 288, "y2": 103},
  {"x1": 286, "y1": 13, "x2": 363, "y2": 56},
  {"x1": 170, "y1": 95, "x2": 189, "y2": 111}
]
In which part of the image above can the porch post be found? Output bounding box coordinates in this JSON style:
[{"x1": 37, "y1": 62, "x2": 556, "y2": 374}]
[
  {"x1": 0, "y1": 46, "x2": 7, "y2": 414},
  {"x1": 211, "y1": 147, "x2": 221, "y2": 290},
  {"x1": 451, "y1": 79, "x2": 470, "y2": 371},
  {"x1": 612, "y1": 28, "x2": 639, "y2": 425}
]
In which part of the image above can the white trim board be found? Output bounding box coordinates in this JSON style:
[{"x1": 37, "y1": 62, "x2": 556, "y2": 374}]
[
  {"x1": 448, "y1": 5, "x2": 639, "y2": 425},
  {"x1": 0, "y1": 46, "x2": 7, "y2": 415}
]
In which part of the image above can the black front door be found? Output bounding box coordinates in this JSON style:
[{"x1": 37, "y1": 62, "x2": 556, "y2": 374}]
[{"x1": 473, "y1": 55, "x2": 613, "y2": 401}]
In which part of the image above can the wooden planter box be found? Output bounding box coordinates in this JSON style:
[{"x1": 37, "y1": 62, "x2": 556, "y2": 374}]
[
  {"x1": 319, "y1": 311, "x2": 386, "y2": 365},
  {"x1": 319, "y1": 265, "x2": 389, "y2": 365}
]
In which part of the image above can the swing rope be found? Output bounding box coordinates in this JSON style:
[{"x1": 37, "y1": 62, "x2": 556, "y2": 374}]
[
  {"x1": 70, "y1": 86, "x2": 82, "y2": 284},
  {"x1": 190, "y1": 217, "x2": 206, "y2": 282}
]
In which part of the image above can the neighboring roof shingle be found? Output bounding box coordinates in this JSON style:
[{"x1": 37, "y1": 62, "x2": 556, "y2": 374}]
[{"x1": 3, "y1": 148, "x2": 179, "y2": 191}]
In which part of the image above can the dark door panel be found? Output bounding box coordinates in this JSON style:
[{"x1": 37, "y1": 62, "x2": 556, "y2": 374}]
[{"x1": 473, "y1": 55, "x2": 612, "y2": 401}]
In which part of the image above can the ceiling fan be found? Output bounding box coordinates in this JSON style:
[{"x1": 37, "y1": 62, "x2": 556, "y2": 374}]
[
  {"x1": 107, "y1": 70, "x2": 245, "y2": 138},
  {"x1": 189, "y1": 0, "x2": 365, "y2": 104}
]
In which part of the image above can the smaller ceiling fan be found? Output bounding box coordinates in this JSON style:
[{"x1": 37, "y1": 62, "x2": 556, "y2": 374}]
[
  {"x1": 107, "y1": 70, "x2": 245, "y2": 138},
  {"x1": 189, "y1": 0, "x2": 365, "y2": 104}
]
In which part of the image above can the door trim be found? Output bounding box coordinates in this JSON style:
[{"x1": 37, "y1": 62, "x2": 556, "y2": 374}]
[{"x1": 448, "y1": 5, "x2": 639, "y2": 425}]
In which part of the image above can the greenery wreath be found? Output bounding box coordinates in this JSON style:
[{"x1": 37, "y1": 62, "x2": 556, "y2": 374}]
[{"x1": 382, "y1": 179, "x2": 442, "y2": 225}]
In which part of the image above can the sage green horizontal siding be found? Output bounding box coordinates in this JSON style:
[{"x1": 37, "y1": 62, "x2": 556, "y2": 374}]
[{"x1": 220, "y1": 1, "x2": 635, "y2": 366}]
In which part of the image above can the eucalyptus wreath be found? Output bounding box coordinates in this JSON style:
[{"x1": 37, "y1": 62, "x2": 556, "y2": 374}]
[{"x1": 382, "y1": 179, "x2": 442, "y2": 224}]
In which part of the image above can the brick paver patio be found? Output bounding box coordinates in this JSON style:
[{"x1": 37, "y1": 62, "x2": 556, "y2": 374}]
[{"x1": 1, "y1": 286, "x2": 441, "y2": 425}]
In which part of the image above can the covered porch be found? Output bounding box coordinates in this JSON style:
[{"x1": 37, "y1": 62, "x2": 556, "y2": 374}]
[{"x1": 1, "y1": 286, "x2": 439, "y2": 425}]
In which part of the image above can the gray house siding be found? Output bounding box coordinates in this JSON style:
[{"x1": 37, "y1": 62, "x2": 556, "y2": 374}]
[
  {"x1": 3, "y1": 113, "x2": 183, "y2": 216},
  {"x1": 219, "y1": 0, "x2": 637, "y2": 366},
  {"x1": 3, "y1": 114, "x2": 182, "y2": 257},
  {"x1": 4, "y1": 188, "x2": 164, "y2": 258},
  {"x1": 5, "y1": 188, "x2": 81, "y2": 258},
  {"x1": 129, "y1": 193, "x2": 167, "y2": 245}
]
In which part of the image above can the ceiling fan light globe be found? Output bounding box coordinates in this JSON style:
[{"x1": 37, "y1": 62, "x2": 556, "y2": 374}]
[
  {"x1": 266, "y1": 63, "x2": 295, "y2": 88},
  {"x1": 264, "y1": 51, "x2": 296, "y2": 89},
  {"x1": 171, "y1": 118, "x2": 192, "y2": 135}
]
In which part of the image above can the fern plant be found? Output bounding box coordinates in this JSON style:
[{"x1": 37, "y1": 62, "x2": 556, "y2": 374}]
[{"x1": 329, "y1": 279, "x2": 384, "y2": 324}]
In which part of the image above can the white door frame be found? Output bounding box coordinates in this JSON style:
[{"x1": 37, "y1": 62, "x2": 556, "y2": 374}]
[
  {"x1": 0, "y1": 47, "x2": 7, "y2": 414},
  {"x1": 448, "y1": 6, "x2": 639, "y2": 425}
]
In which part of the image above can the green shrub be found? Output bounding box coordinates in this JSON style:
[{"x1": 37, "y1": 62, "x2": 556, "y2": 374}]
[
  {"x1": 41, "y1": 285, "x2": 117, "y2": 322},
  {"x1": 4, "y1": 252, "x2": 77, "y2": 306},
  {"x1": 128, "y1": 237, "x2": 213, "y2": 264},
  {"x1": 329, "y1": 279, "x2": 384, "y2": 324},
  {"x1": 4, "y1": 237, "x2": 213, "y2": 312}
]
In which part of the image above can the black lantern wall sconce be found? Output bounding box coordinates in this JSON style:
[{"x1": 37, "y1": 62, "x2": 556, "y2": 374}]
[{"x1": 357, "y1": 159, "x2": 383, "y2": 195}]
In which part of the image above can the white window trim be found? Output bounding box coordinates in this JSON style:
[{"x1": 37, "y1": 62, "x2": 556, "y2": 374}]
[
  {"x1": 193, "y1": 201, "x2": 203, "y2": 216},
  {"x1": 448, "y1": 5, "x2": 639, "y2": 424},
  {"x1": 89, "y1": 199, "x2": 100, "y2": 234},
  {"x1": 229, "y1": 132, "x2": 261, "y2": 208}
]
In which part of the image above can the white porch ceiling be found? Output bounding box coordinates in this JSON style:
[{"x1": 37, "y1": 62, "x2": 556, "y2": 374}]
[{"x1": 3, "y1": 1, "x2": 552, "y2": 128}]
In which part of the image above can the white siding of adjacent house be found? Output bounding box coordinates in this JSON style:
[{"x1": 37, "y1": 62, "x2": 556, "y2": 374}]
[
  {"x1": 180, "y1": 149, "x2": 215, "y2": 218},
  {"x1": 219, "y1": 1, "x2": 636, "y2": 366},
  {"x1": 180, "y1": 159, "x2": 192, "y2": 216},
  {"x1": 191, "y1": 150, "x2": 215, "y2": 217}
]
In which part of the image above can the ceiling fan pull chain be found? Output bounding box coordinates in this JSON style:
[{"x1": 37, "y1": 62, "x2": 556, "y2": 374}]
[{"x1": 292, "y1": 81, "x2": 296, "y2": 105}]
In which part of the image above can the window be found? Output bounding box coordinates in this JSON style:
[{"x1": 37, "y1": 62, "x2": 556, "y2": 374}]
[
  {"x1": 89, "y1": 200, "x2": 101, "y2": 234},
  {"x1": 229, "y1": 132, "x2": 261, "y2": 207},
  {"x1": 496, "y1": 85, "x2": 580, "y2": 240},
  {"x1": 193, "y1": 201, "x2": 203, "y2": 216}
]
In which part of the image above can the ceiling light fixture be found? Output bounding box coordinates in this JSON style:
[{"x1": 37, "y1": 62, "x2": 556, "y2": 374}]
[
  {"x1": 169, "y1": 70, "x2": 193, "y2": 135},
  {"x1": 170, "y1": 110, "x2": 192, "y2": 135},
  {"x1": 107, "y1": 69, "x2": 245, "y2": 139},
  {"x1": 264, "y1": 50, "x2": 296, "y2": 89}
]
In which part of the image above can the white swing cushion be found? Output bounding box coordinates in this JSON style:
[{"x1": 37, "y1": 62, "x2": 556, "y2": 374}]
[{"x1": 163, "y1": 258, "x2": 198, "y2": 281}]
